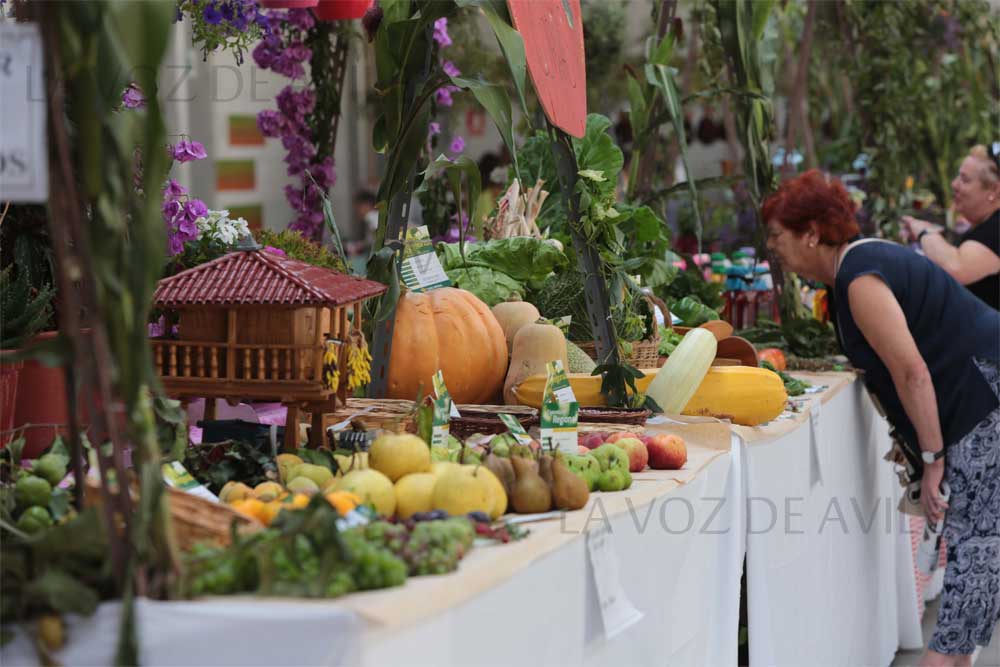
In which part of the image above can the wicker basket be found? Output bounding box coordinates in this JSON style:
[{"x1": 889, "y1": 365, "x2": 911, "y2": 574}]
[
  {"x1": 576, "y1": 293, "x2": 669, "y2": 369},
  {"x1": 84, "y1": 478, "x2": 263, "y2": 552},
  {"x1": 451, "y1": 405, "x2": 538, "y2": 440},
  {"x1": 577, "y1": 407, "x2": 651, "y2": 425},
  {"x1": 323, "y1": 399, "x2": 538, "y2": 441},
  {"x1": 167, "y1": 486, "x2": 263, "y2": 551}
]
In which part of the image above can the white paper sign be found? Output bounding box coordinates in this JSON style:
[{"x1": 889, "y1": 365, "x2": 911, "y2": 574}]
[
  {"x1": 808, "y1": 401, "x2": 824, "y2": 487},
  {"x1": 0, "y1": 23, "x2": 48, "y2": 202},
  {"x1": 586, "y1": 523, "x2": 643, "y2": 640}
]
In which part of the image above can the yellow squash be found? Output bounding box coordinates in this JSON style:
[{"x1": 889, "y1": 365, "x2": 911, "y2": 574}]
[{"x1": 509, "y1": 366, "x2": 787, "y2": 426}]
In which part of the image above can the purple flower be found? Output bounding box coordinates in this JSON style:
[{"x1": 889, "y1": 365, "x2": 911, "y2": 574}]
[
  {"x1": 442, "y1": 60, "x2": 461, "y2": 78},
  {"x1": 203, "y1": 3, "x2": 223, "y2": 24},
  {"x1": 184, "y1": 199, "x2": 209, "y2": 221},
  {"x1": 252, "y1": 42, "x2": 275, "y2": 69},
  {"x1": 177, "y1": 217, "x2": 199, "y2": 238},
  {"x1": 257, "y1": 110, "x2": 283, "y2": 137},
  {"x1": 162, "y1": 199, "x2": 183, "y2": 224},
  {"x1": 264, "y1": 245, "x2": 287, "y2": 257},
  {"x1": 167, "y1": 235, "x2": 186, "y2": 256},
  {"x1": 163, "y1": 179, "x2": 187, "y2": 197},
  {"x1": 171, "y1": 139, "x2": 208, "y2": 163},
  {"x1": 287, "y1": 8, "x2": 315, "y2": 31},
  {"x1": 429, "y1": 122, "x2": 441, "y2": 136},
  {"x1": 435, "y1": 86, "x2": 454, "y2": 107},
  {"x1": 121, "y1": 83, "x2": 145, "y2": 110},
  {"x1": 362, "y1": 3, "x2": 383, "y2": 42},
  {"x1": 449, "y1": 136, "x2": 466, "y2": 154},
  {"x1": 433, "y1": 17, "x2": 452, "y2": 47}
]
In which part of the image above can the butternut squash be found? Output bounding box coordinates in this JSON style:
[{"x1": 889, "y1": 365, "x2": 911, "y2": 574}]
[
  {"x1": 491, "y1": 301, "x2": 541, "y2": 353},
  {"x1": 503, "y1": 322, "x2": 569, "y2": 405},
  {"x1": 509, "y1": 365, "x2": 787, "y2": 426}
]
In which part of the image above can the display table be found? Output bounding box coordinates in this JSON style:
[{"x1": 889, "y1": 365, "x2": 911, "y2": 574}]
[
  {"x1": 2, "y1": 373, "x2": 924, "y2": 667},
  {"x1": 738, "y1": 373, "x2": 924, "y2": 666}
]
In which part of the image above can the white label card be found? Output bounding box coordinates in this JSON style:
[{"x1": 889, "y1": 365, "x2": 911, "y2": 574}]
[
  {"x1": 587, "y1": 523, "x2": 643, "y2": 640},
  {"x1": 0, "y1": 23, "x2": 48, "y2": 202},
  {"x1": 400, "y1": 226, "x2": 451, "y2": 292}
]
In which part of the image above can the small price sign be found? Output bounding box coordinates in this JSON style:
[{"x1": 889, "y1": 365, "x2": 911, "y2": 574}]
[{"x1": 0, "y1": 23, "x2": 48, "y2": 203}]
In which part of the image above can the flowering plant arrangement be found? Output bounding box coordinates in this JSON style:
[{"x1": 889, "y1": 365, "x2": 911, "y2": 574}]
[
  {"x1": 176, "y1": 0, "x2": 268, "y2": 63},
  {"x1": 416, "y1": 16, "x2": 472, "y2": 243},
  {"x1": 254, "y1": 9, "x2": 347, "y2": 239}
]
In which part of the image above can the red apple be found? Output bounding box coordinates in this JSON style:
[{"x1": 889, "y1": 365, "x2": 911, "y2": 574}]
[
  {"x1": 647, "y1": 434, "x2": 687, "y2": 470},
  {"x1": 611, "y1": 437, "x2": 648, "y2": 472},
  {"x1": 579, "y1": 432, "x2": 606, "y2": 450},
  {"x1": 605, "y1": 431, "x2": 639, "y2": 444},
  {"x1": 578, "y1": 445, "x2": 591, "y2": 455},
  {"x1": 638, "y1": 435, "x2": 655, "y2": 448}
]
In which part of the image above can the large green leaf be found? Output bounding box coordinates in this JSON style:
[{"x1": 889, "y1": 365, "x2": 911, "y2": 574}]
[
  {"x1": 449, "y1": 76, "x2": 518, "y2": 176},
  {"x1": 574, "y1": 114, "x2": 624, "y2": 181},
  {"x1": 645, "y1": 64, "x2": 704, "y2": 251},
  {"x1": 479, "y1": 3, "x2": 529, "y2": 116},
  {"x1": 424, "y1": 154, "x2": 483, "y2": 241}
]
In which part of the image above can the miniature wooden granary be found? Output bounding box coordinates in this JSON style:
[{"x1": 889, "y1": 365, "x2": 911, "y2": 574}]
[{"x1": 151, "y1": 248, "x2": 386, "y2": 448}]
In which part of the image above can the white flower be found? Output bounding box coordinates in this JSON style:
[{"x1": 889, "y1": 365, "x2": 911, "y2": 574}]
[{"x1": 194, "y1": 209, "x2": 250, "y2": 246}]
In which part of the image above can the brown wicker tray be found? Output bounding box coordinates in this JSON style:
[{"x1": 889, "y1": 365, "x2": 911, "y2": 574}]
[
  {"x1": 451, "y1": 405, "x2": 538, "y2": 439},
  {"x1": 577, "y1": 407, "x2": 651, "y2": 425},
  {"x1": 322, "y1": 399, "x2": 538, "y2": 440}
]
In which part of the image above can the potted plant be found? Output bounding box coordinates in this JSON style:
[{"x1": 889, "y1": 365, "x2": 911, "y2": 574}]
[{"x1": 0, "y1": 239, "x2": 55, "y2": 450}]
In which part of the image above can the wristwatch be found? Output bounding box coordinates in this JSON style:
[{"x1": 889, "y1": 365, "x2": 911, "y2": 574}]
[{"x1": 921, "y1": 449, "x2": 945, "y2": 464}]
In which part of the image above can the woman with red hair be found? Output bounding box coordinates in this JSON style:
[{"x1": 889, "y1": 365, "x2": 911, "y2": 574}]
[{"x1": 763, "y1": 169, "x2": 1000, "y2": 666}]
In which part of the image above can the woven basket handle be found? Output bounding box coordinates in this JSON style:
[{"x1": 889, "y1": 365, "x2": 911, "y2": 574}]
[{"x1": 645, "y1": 293, "x2": 672, "y2": 333}]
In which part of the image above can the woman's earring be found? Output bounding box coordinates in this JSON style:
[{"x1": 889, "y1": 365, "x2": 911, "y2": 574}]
[{"x1": 809, "y1": 242, "x2": 816, "y2": 248}]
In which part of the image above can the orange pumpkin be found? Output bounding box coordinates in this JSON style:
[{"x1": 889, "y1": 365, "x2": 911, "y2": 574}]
[
  {"x1": 758, "y1": 347, "x2": 787, "y2": 371},
  {"x1": 387, "y1": 288, "x2": 508, "y2": 404}
]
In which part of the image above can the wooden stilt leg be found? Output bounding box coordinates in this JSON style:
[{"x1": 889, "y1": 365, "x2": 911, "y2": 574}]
[{"x1": 283, "y1": 404, "x2": 300, "y2": 452}]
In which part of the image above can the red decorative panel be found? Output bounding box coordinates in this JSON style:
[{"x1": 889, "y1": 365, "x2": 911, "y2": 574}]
[{"x1": 507, "y1": 0, "x2": 587, "y2": 138}]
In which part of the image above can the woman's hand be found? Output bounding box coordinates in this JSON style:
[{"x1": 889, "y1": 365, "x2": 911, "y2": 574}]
[
  {"x1": 920, "y1": 459, "x2": 948, "y2": 524},
  {"x1": 901, "y1": 216, "x2": 942, "y2": 243}
]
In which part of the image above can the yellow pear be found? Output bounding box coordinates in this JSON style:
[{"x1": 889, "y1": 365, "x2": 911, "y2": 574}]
[
  {"x1": 276, "y1": 453, "x2": 304, "y2": 483},
  {"x1": 429, "y1": 461, "x2": 460, "y2": 478},
  {"x1": 254, "y1": 481, "x2": 285, "y2": 502},
  {"x1": 288, "y1": 463, "x2": 333, "y2": 488},
  {"x1": 431, "y1": 465, "x2": 494, "y2": 516},
  {"x1": 287, "y1": 477, "x2": 320, "y2": 496},
  {"x1": 394, "y1": 472, "x2": 437, "y2": 519},
  {"x1": 334, "y1": 469, "x2": 396, "y2": 516},
  {"x1": 369, "y1": 433, "x2": 431, "y2": 482},
  {"x1": 219, "y1": 481, "x2": 253, "y2": 504}
]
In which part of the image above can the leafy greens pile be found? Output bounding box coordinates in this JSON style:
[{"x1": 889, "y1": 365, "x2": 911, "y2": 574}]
[{"x1": 436, "y1": 237, "x2": 567, "y2": 306}]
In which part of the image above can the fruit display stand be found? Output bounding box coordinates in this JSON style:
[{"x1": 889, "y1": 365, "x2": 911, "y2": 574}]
[
  {"x1": 737, "y1": 372, "x2": 924, "y2": 666},
  {"x1": 0, "y1": 374, "x2": 924, "y2": 666}
]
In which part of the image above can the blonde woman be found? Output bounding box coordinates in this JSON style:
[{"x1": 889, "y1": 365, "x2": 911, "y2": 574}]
[{"x1": 903, "y1": 143, "x2": 1000, "y2": 309}]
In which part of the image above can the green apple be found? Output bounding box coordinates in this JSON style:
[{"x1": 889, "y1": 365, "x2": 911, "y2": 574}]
[{"x1": 596, "y1": 469, "x2": 626, "y2": 492}]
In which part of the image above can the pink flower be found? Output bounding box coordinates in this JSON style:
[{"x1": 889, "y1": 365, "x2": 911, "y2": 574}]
[
  {"x1": 449, "y1": 136, "x2": 465, "y2": 155},
  {"x1": 442, "y1": 60, "x2": 461, "y2": 78},
  {"x1": 429, "y1": 122, "x2": 441, "y2": 136},
  {"x1": 171, "y1": 139, "x2": 208, "y2": 163},
  {"x1": 263, "y1": 246, "x2": 287, "y2": 257},
  {"x1": 433, "y1": 17, "x2": 451, "y2": 47}
]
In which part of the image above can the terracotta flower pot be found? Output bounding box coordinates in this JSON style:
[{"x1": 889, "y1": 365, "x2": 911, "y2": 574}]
[
  {"x1": 0, "y1": 360, "x2": 23, "y2": 448},
  {"x1": 314, "y1": 0, "x2": 372, "y2": 20},
  {"x1": 260, "y1": 0, "x2": 319, "y2": 8},
  {"x1": 12, "y1": 332, "x2": 71, "y2": 458}
]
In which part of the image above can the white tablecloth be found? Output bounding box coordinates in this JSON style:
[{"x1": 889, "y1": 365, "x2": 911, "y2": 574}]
[
  {"x1": 360, "y1": 440, "x2": 744, "y2": 667},
  {"x1": 0, "y1": 598, "x2": 362, "y2": 666},
  {"x1": 742, "y1": 378, "x2": 923, "y2": 666}
]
